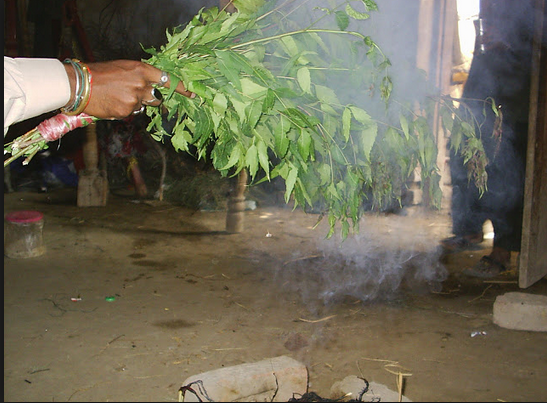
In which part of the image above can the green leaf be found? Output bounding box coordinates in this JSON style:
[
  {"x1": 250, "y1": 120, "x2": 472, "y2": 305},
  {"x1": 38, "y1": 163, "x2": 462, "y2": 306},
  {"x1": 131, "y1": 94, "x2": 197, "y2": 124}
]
[
  {"x1": 271, "y1": 162, "x2": 289, "y2": 181},
  {"x1": 399, "y1": 114, "x2": 410, "y2": 140},
  {"x1": 274, "y1": 87, "x2": 300, "y2": 99},
  {"x1": 247, "y1": 100, "x2": 263, "y2": 129},
  {"x1": 172, "y1": 126, "x2": 192, "y2": 152},
  {"x1": 341, "y1": 220, "x2": 350, "y2": 239},
  {"x1": 283, "y1": 108, "x2": 320, "y2": 129},
  {"x1": 274, "y1": 116, "x2": 291, "y2": 157},
  {"x1": 327, "y1": 182, "x2": 341, "y2": 200},
  {"x1": 231, "y1": 98, "x2": 247, "y2": 123},
  {"x1": 349, "y1": 106, "x2": 372, "y2": 125},
  {"x1": 231, "y1": 52, "x2": 274, "y2": 84},
  {"x1": 362, "y1": 0, "x2": 379, "y2": 11},
  {"x1": 245, "y1": 144, "x2": 259, "y2": 179},
  {"x1": 233, "y1": 0, "x2": 265, "y2": 16},
  {"x1": 297, "y1": 67, "x2": 311, "y2": 94},
  {"x1": 297, "y1": 129, "x2": 312, "y2": 161},
  {"x1": 326, "y1": 213, "x2": 336, "y2": 239},
  {"x1": 440, "y1": 106, "x2": 454, "y2": 133},
  {"x1": 461, "y1": 121, "x2": 475, "y2": 137},
  {"x1": 318, "y1": 163, "x2": 331, "y2": 186},
  {"x1": 315, "y1": 85, "x2": 341, "y2": 105},
  {"x1": 215, "y1": 50, "x2": 242, "y2": 90},
  {"x1": 284, "y1": 164, "x2": 298, "y2": 203},
  {"x1": 381, "y1": 76, "x2": 393, "y2": 101},
  {"x1": 342, "y1": 107, "x2": 352, "y2": 142},
  {"x1": 295, "y1": 177, "x2": 313, "y2": 207},
  {"x1": 450, "y1": 122, "x2": 462, "y2": 153},
  {"x1": 193, "y1": 108, "x2": 214, "y2": 146},
  {"x1": 221, "y1": 144, "x2": 242, "y2": 171},
  {"x1": 262, "y1": 88, "x2": 275, "y2": 113},
  {"x1": 240, "y1": 77, "x2": 268, "y2": 96},
  {"x1": 360, "y1": 124, "x2": 378, "y2": 161},
  {"x1": 335, "y1": 11, "x2": 350, "y2": 31},
  {"x1": 345, "y1": 4, "x2": 370, "y2": 20},
  {"x1": 186, "y1": 81, "x2": 212, "y2": 98},
  {"x1": 177, "y1": 61, "x2": 214, "y2": 81},
  {"x1": 213, "y1": 92, "x2": 228, "y2": 116},
  {"x1": 280, "y1": 36, "x2": 299, "y2": 58},
  {"x1": 257, "y1": 140, "x2": 270, "y2": 179},
  {"x1": 321, "y1": 103, "x2": 338, "y2": 116}
]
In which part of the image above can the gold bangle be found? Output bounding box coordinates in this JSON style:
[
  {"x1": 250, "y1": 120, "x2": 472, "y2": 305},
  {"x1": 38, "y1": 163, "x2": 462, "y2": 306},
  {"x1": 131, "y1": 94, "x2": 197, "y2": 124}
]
[{"x1": 70, "y1": 62, "x2": 91, "y2": 115}]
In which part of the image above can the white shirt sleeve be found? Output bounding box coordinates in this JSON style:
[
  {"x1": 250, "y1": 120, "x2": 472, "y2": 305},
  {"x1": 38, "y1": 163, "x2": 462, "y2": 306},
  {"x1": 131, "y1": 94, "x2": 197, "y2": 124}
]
[{"x1": 4, "y1": 57, "x2": 71, "y2": 135}]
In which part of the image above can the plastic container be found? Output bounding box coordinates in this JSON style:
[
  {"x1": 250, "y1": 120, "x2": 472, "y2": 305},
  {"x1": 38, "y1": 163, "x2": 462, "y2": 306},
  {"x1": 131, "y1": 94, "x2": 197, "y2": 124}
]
[{"x1": 4, "y1": 210, "x2": 46, "y2": 258}]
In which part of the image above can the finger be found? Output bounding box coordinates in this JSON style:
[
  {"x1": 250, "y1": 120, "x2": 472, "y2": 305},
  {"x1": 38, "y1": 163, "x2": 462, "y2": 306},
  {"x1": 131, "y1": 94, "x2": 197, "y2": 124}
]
[
  {"x1": 173, "y1": 80, "x2": 196, "y2": 98},
  {"x1": 144, "y1": 64, "x2": 195, "y2": 98},
  {"x1": 156, "y1": 71, "x2": 195, "y2": 98}
]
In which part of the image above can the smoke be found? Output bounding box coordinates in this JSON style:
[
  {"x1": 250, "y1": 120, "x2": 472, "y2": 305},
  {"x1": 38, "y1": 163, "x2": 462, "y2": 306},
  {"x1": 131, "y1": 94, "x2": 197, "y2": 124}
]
[
  {"x1": 274, "y1": 224, "x2": 448, "y2": 308},
  {"x1": 78, "y1": 1, "x2": 481, "y2": 304}
]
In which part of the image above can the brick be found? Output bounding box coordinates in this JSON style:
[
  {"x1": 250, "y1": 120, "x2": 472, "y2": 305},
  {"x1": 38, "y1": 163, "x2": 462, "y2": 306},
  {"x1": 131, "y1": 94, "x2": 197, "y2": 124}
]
[
  {"x1": 493, "y1": 292, "x2": 547, "y2": 332},
  {"x1": 179, "y1": 356, "x2": 308, "y2": 402},
  {"x1": 330, "y1": 375, "x2": 412, "y2": 402}
]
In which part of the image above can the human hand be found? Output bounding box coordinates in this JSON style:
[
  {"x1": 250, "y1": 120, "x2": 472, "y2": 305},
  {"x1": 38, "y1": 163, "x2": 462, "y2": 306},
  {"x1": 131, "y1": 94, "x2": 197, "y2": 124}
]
[{"x1": 63, "y1": 59, "x2": 194, "y2": 119}]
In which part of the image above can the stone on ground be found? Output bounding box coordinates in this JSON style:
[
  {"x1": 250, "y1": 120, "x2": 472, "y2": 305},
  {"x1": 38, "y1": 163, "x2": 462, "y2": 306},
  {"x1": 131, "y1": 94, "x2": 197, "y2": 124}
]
[
  {"x1": 493, "y1": 292, "x2": 547, "y2": 332},
  {"x1": 179, "y1": 355, "x2": 308, "y2": 402},
  {"x1": 330, "y1": 375, "x2": 412, "y2": 402}
]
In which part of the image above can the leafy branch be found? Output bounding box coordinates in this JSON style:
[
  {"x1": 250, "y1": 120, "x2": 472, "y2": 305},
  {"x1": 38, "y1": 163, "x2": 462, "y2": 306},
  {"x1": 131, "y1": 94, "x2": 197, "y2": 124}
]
[
  {"x1": 3, "y1": 0, "x2": 493, "y2": 239},
  {"x1": 138, "y1": 0, "x2": 488, "y2": 239}
]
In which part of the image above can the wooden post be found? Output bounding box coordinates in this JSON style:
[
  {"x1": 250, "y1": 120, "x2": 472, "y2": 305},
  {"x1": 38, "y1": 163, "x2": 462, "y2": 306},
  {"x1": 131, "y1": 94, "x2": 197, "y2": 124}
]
[
  {"x1": 519, "y1": 0, "x2": 547, "y2": 288},
  {"x1": 77, "y1": 124, "x2": 108, "y2": 206},
  {"x1": 126, "y1": 156, "x2": 148, "y2": 198},
  {"x1": 225, "y1": 169, "x2": 248, "y2": 233},
  {"x1": 414, "y1": 0, "x2": 457, "y2": 208}
]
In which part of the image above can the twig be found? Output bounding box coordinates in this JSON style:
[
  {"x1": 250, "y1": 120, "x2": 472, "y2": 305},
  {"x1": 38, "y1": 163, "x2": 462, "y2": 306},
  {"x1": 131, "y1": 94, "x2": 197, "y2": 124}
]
[
  {"x1": 95, "y1": 334, "x2": 126, "y2": 357},
  {"x1": 483, "y1": 280, "x2": 518, "y2": 284},
  {"x1": 431, "y1": 288, "x2": 460, "y2": 295},
  {"x1": 468, "y1": 284, "x2": 493, "y2": 303},
  {"x1": 356, "y1": 360, "x2": 365, "y2": 378},
  {"x1": 108, "y1": 334, "x2": 125, "y2": 344},
  {"x1": 28, "y1": 368, "x2": 50, "y2": 374},
  {"x1": 359, "y1": 357, "x2": 399, "y2": 365},
  {"x1": 438, "y1": 309, "x2": 474, "y2": 318},
  {"x1": 384, "y1": 364, "x2": 412, "y2": 403},
  {"x1": 234, "y1": 302, "x2": 249, "y2": 310},
  {"x1": 298, "y1": 315, "x2": 336, "y2": 323}
]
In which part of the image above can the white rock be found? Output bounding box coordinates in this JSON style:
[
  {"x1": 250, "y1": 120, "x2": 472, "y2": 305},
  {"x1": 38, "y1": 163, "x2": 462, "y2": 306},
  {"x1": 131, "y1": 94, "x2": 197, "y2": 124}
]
[{"x1": 330, "y1": 375, "x2": 412, "y2": 402}]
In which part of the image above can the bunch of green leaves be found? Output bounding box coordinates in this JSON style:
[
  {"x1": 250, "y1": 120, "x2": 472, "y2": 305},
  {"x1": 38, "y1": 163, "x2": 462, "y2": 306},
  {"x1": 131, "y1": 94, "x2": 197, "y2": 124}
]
[
  {"x1": 143, "y1": 0, "x2": 488, "y2": 239},
  {"x1": 440, "y1": 96, "x2": 500, "y2": 197}
]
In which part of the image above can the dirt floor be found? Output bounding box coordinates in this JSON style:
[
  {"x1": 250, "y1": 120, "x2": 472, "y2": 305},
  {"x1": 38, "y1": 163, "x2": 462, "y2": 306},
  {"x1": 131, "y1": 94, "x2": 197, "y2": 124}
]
[{"x1": 4, "y1": 186, "x2": 547, "y2": 402}]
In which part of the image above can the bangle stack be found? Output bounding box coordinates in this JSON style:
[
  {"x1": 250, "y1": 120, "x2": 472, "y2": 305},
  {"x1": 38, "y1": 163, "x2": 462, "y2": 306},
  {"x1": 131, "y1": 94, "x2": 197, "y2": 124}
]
[{"x1": 61, "y1": 58, "x2": 93, "y2": 115}]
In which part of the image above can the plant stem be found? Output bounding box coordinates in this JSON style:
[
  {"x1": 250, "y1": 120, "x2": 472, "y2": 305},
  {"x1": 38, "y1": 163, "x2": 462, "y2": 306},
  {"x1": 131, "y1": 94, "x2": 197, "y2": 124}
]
[
  {"x1": 229, "y1": 28, "x2": 365, "y2": 50},
  {"x1": 3, "y1": 148, "x2": 27, "y2": 168}
]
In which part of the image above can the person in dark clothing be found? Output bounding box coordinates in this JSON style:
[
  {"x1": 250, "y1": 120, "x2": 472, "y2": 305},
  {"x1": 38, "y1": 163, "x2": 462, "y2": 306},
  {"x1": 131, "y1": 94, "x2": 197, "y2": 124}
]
[{"x1": 441, "y1": 0, "x2": 535, "y2": 278}]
